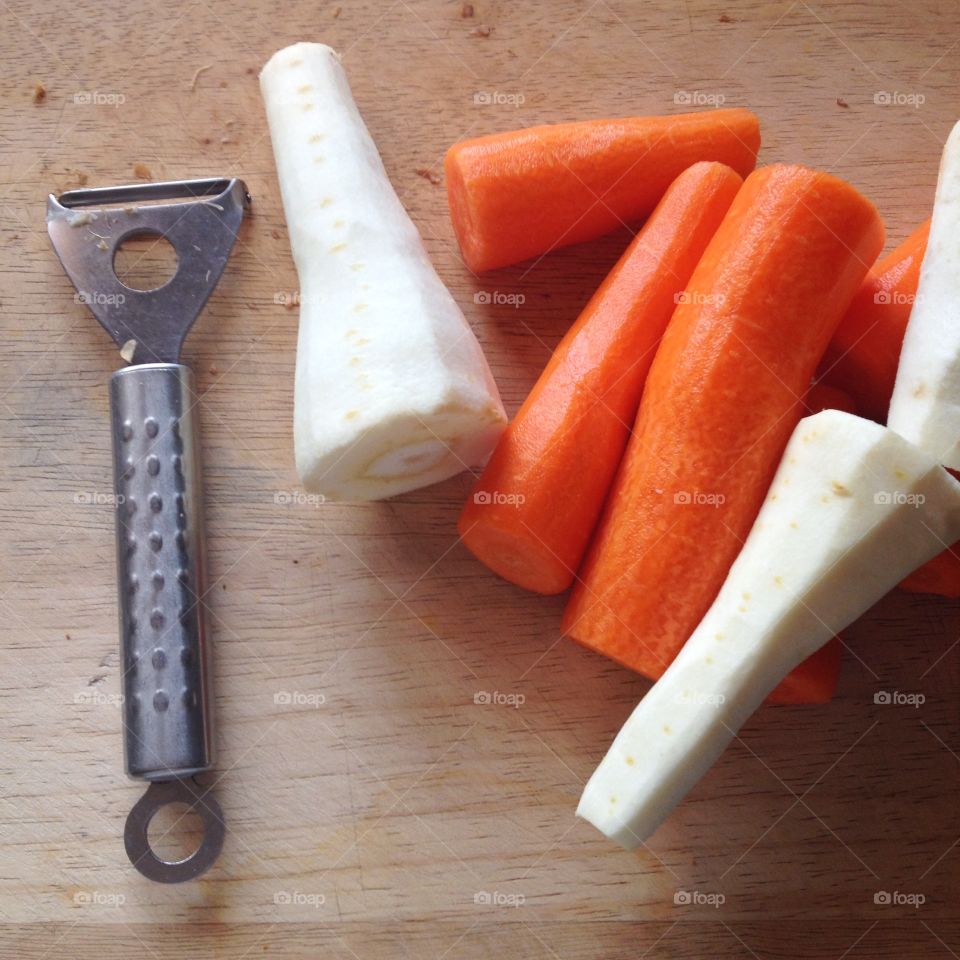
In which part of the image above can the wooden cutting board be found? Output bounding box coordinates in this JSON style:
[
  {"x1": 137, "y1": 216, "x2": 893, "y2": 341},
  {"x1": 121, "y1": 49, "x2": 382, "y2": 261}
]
[{"x1": 2, "y1": 0, "x2": 960, "y2": 955}]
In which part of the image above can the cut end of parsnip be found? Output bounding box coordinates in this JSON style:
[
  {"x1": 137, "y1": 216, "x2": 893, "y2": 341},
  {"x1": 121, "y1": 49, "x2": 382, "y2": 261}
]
[
  {"x1": 578, "y1": 410, "x2": 960, "y2": 848},
  {"x1": 888, "y1": 119, "x2": 960, "y2": 468},
  {"x1": 297, "y1": 399, "x2": 506, "y2": 501},
  {"x1": 261, "y1": 43, "x2": 507, "y2": 501}
]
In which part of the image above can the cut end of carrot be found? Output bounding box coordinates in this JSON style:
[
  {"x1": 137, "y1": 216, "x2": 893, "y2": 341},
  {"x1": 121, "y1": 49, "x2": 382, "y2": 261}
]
[
  {"x1": 458, "y1": 511, "x2": 574, "y2": 595},
  {"x1": 444, "y1": 149, "x2": 484, "y2": 274},
  {"x1": 562, "y1": 612, "x2": 676, "y2": 679}
]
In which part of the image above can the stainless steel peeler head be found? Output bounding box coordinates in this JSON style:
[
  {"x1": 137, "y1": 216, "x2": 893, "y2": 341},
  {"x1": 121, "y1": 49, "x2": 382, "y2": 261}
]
[{"x1": 47, "y1": 177, "x2": 250, "y2": 364}]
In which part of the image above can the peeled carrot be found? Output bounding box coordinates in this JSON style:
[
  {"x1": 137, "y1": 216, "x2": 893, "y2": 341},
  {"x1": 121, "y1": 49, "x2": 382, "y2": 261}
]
[
  {"x1": 445, "y1": 109, "x2": 760, "y2": 273},
  {"x1": 818, "y1": 219, "x2": 930, "y2": 423},
  {"x1": 562, "y1": 165, "x2": 884, "y2": 693},
  {"x1": 459, "y1": 162, "x2": 744, "y2": 594}
]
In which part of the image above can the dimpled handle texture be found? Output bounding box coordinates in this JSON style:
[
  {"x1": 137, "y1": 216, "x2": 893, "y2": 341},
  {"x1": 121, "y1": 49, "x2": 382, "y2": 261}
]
[{"x1": 110, "y1": 364, "x2": 214, "y2": 780}]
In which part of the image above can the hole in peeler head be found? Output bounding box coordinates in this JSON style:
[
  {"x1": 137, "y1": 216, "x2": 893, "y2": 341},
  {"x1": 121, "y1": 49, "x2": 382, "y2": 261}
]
[{"x1": 113, "y1": 230, "x2": 179, "y2": 292}]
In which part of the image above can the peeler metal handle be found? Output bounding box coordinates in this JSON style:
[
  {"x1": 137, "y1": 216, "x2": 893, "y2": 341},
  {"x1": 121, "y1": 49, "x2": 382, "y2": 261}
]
[
  {"x1": 110, "y1": 363, "x2": 224, "y2": 882},
  {"x1": 112, "y1": 363, "x2": 212, "y2": 777}
]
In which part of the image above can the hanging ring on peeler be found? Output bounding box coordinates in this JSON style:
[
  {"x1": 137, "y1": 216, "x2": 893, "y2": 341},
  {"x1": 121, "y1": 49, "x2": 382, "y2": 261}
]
[{"x1": 124, "y1": 778, "x2": 225, "y2": 883}]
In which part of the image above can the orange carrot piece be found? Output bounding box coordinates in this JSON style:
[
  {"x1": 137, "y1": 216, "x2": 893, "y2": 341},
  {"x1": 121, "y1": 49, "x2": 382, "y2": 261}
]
[
  {"x1": 900, "y1": 467, "x2": 960, "y2": 597},
  {"x1": 459, "y1": 162, "x2": 744, "y2": 594},
  {"x1": 819, "y1": 219, "x2": 930, "y2": 423},
  {"x1": 562, "y1": 165, "x2": 884, "y2": 692},
  {"x1": 445, "y1": 109, "x2": 760, "y2": 272},
  {"x1": 767, "y1": 638, "x2": 842, "y2": 704},
  {"x1": 900, "y1": 546, "x2": 960, "y2": 597}
]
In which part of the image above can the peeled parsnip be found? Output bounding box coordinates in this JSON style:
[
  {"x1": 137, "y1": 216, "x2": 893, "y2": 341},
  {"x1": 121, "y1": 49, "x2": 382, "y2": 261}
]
[
  {"x1": 260, "y1": 43, "x2": 507, "y2": 500},
  {"x1": 888, "y1": 120, "x2": 960, "y2": 467},
  {"x1": 578, "y1": 410, "x2": 960, "y2": 847}
]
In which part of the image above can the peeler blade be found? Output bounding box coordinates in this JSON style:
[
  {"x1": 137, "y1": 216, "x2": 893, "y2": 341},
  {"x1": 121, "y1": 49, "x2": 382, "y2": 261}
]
[{"x1": 46, "y1": 177, "x2": 250, "y2": 364}]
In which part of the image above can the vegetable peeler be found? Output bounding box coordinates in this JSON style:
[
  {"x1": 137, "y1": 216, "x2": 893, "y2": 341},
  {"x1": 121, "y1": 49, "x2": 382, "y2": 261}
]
[{"x1": 47, "y1": 177, "x2": 250, "y2": 882}]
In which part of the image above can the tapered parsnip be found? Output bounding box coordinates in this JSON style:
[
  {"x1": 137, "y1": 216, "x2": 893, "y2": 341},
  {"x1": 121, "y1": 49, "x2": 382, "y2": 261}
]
[
  {"x1": 888, "y1": 121, "x2": 960, "y2": 467},
  {"x1": 261, "y1": 43, "x2": 506, "y2": 500},
  {"x1": 578, "y1": 411, "x2": 960, "y2": 847}
]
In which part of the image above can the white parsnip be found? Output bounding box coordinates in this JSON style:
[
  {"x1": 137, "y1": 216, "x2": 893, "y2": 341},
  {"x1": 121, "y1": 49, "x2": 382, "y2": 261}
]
[
  {"x1": 260, "y1": 43, "x2": 506, "y2": 500},
  {"x1": 888, "y1": 120, "x2": 960, "y2": 467},
  {"x1": 578, "y1": 411, "x2": 960, "y2": 847}
]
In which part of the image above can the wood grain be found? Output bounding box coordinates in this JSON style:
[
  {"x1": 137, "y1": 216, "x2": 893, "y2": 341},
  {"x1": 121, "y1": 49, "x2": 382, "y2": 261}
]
[{"x1": 1, "y1": 0, "x2": 960, "y2": 955}]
